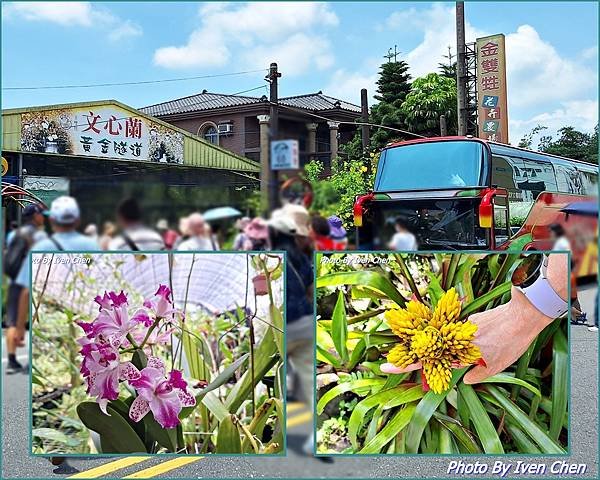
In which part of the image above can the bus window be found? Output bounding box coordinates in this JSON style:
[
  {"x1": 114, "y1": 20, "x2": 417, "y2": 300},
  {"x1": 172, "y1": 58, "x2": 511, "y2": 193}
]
[
  {"x1": 491, "y1": 155, "x2": 533, "y2": 224},
  {"x1": 576, "y1": 165, "x2": 599, "y2": 195},
  {"x1": 493, "y1": 195, "x2": 510, "y2": 247},
  {"x1": 555, "y1": 163, "x2": 585, "y2": 194}
]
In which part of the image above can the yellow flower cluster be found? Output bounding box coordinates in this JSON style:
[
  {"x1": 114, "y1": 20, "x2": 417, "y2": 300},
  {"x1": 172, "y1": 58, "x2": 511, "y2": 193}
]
[{"x1": 385, "y1": 288, "x2": 481, "y2": 394}]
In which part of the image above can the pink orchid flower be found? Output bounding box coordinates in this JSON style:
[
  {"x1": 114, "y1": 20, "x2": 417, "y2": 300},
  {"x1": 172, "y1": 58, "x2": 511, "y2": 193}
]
[
  {"x1": 143, "y1": 285, "x2": 180, "y2": 320},
  {"x1": 128, "y1": 356, "x2": 196, "y2": 429},
  {"x1": 80, "y1": 342, "x2": 141, "y2": 414},
  {"x1": 89, "y1": 291, "x2": 150, "y2": 347}
]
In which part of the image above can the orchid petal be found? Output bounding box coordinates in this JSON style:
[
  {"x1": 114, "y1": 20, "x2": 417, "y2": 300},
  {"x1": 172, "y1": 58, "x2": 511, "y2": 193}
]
[
  {"x1": 147, "y1": 356, "x2": 165, "y2": 373},
  {"x1": 129, "y1": 396, "x2": 151, "y2": 423},
  {"x1": 119, "y1": 362, "x2": 141, "y2": 381},
  {"x1": 149, "y1": 392, "x2": 181, "y2": 429},
  {"x1": 177, "y1": 389, "x2": 196, "y2": 407}
]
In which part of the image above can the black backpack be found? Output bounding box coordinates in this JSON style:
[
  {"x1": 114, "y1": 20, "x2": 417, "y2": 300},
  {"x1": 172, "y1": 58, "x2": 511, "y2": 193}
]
[{"x1": 3, "y1": 232, "x2": 30, "y2": 280}]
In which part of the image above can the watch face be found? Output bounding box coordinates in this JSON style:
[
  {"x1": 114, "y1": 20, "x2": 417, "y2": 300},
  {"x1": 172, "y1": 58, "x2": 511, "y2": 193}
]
[{"x1": 511, "y1": 255, "x2": 543, "y2": 288}]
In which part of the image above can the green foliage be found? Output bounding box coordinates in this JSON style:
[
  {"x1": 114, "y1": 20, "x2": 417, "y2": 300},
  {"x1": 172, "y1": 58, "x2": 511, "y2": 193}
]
[
  {"x1": 303, "y1": 153, "x2": 376, "y2": 229},
  {"x1": 315, "y1": 253, "x2": 569, "y2": 454},
  {"x1": 400, "y1": 73, "x2": 457, "y2": 137}
]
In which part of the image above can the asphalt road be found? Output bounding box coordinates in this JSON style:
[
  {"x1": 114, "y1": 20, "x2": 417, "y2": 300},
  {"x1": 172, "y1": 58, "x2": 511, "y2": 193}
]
[{"x1": 1, "y1": 285, "x2": 598, "y2": 479}]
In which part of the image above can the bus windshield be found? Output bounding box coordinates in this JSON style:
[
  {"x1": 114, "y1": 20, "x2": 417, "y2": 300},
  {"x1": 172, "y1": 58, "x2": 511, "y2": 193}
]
[{"x1": 375, "y1": 140, "x2": 485, "y2": 191}]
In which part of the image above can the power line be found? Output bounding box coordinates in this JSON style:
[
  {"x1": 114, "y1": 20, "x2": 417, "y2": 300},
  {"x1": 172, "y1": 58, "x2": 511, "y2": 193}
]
[
  {"x1": 273, "y1": 102, "x2": 426, "y2": 138},
  {"x1": 2, "y1": 69, "x2": 268, "y2": 91}
]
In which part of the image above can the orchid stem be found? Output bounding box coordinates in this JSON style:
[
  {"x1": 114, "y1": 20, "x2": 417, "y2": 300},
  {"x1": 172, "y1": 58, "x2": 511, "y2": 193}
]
[
  {"x1": 139, "y1": 317, "x2": 161, "y2": 349},
  {"x1": 126, "y1": 333, "x2": 139, "y2": 349}
]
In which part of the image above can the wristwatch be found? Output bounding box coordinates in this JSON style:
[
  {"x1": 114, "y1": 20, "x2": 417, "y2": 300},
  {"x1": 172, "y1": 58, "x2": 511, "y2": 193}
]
[{"x1": 511, "y1": 255, "x2": 569, "y2": 318}]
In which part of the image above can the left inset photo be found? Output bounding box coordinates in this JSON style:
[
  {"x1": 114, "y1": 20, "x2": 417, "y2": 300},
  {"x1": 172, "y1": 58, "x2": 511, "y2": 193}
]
[{"x1": 29, "y1": 252, "x2": 285, "y2": 456}]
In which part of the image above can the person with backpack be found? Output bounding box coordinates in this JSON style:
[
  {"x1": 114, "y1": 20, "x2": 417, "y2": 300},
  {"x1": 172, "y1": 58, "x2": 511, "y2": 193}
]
[
  {"x1": 9, "y1": 197, "x2": 100, "y2": 368},
  {"x1": 3, "y1": 204, "x2": 47, "y2": 373},
  {"x1": 108, "y1": 198, "x2": 165, "y2": 251}
]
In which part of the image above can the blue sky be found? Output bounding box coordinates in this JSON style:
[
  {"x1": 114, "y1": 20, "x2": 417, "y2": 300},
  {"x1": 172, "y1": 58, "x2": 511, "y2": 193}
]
[{"x1": 2, "y1": 1, "x2": 598, "y2": 144}]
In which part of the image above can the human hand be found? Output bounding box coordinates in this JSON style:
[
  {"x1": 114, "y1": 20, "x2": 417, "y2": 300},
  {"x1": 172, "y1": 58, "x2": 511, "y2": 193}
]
[
  {"x1": 381, "y1": 254, "x2": 569, "y2": 384},
  {"x1": 11, "y1": 326, "x2": 26, "y2": 348}
]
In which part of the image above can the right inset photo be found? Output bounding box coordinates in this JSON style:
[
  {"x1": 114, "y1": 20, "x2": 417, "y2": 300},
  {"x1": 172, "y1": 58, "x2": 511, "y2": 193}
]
[{"x1": 315, "y1": 252, "x2": 570, "y2": 455}]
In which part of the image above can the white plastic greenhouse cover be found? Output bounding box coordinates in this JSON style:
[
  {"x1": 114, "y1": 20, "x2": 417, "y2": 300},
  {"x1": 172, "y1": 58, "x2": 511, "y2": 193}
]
[{"x1": 31, "y1": 252, "x2": 284, "y2": 319}]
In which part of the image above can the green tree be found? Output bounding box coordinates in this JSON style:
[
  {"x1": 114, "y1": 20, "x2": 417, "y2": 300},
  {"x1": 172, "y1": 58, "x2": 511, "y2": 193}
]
[
  {"x1": 399, "y1": 73, "x2": 457, "y2": 137},
  {"x1": 369, "y1": 60, "x2": 412, "y2": 148},
  {"x1": 438, "y1": 61, "x2": 457, "y2": 80},
  {"x1": 517, "y1": 124, "x2": 598, "y2": 163},
  {"x1": 540, "y1": 126, "x2": 598, "y2": 163}
]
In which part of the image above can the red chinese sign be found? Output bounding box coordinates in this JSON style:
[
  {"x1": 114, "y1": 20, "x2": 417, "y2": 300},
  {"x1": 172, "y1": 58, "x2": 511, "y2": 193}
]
[{"x1": 476, "y1": 34, "x2": 509, "y2": 144}]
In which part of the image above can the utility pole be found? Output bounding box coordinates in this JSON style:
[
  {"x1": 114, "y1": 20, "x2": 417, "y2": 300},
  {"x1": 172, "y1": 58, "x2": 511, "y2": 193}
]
[
  {"x1": 267, "y1": 62, "x2": 281, "y2": 211},
  {"x1": 456, "y1": 1, "x2": 467, "y2": 136},
  {"x1": 360, "y1": 88, "x2": 370, "y2": 151},
  {"x1": 440, "y1": 115, "x2": 448, "y2": 136}
]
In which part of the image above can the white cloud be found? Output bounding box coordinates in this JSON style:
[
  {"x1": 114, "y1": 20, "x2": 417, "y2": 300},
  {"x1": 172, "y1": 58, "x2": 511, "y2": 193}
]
[
  {"x1": 3, "y1": 2, "x2": 142, "y2": 41},
  {"x1": 510, "y1": 99, "x2": 598, "y2": 145},
  {"x1": 388, "y1": 4, "x2": 488, "y2": 78},
  {"x1": 153, "y1": 2, "x2": 338, "y2": 75},
  {"x1": 108, "y1": 20, "x2": 143, "y2": 42},
  {"x1": 506, "y1": 25, "x2": 596, "y2": 108},
  {"x1": 3, "y1": 2, "x2": 99, "y2": 26},
  {"x1": 325, "y1": 68, "x2": 378, "y2": 105}
]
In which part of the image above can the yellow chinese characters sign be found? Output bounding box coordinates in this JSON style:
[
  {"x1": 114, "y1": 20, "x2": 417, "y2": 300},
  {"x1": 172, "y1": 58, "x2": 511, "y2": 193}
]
[{"x1": 476, "y1": 34, "x2": 509, "y2": 144}]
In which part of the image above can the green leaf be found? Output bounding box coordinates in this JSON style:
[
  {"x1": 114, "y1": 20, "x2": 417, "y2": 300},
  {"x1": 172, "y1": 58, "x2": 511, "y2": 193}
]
[
  {"x1": 479, "y1": 372, "x2": 541, "y2": 398},
  {"x1": 359, "y1": 404, "x2": 417, "y2": 454},
  {"x1": 131, "y1": 349, "x2": 148, "y2": 370},
  {"x1": 426, "y1": 273, "x2": 444, "y2": 307},
  {"x1": 216, "y1": 415, "x2": 243, "y2": 453},
  {"x1": 244, "y1": 398, "x2": 275, "y2": 451},
  {"x1": 511, "y1": 340, "x2": 536, "y2": 399},
  {"x1": 269, "y1": 303, "x2": 285, "y2": 361},
  {"x1": 458, "y1": 383, "x2": 504, "y2": 453},
  {"x1": 550, "y1": 328, "x2": 568, "y2": 440},
  {"x1": 32, "y1": 428, "x2": 79, "y2": 447},
  {"x1": 144, "y1": 415, "x2": 178, "y2": 452},
  {"x1": 485, "y1": 385, "x2": 565, "y2": 453},
  {"x1": 316, "y1": 345, "x2": 342, "y2": 368},
  {"x1": 182, "y1": 352, "x2": 250, "y2": 414},
  {"x1": 202, "y1": 391, "x2": 230, "y2": 422},
  {"x1": 77, "y1": 402, "x2": 147, "y2": 453},
  {"x1": 316, "y1": 378, "x2": 386, "y2": 414},
  {"x1": 453, "y1": 256, "x2": 479, "y2": 303},
  {"x1": 225, "y1": 326, "x2": 279, "y2": 413},
  {"x1": 436, "y1": 402, "x2": 453, "y2": 454},
  {"x1": 348, "y1": 385, "x2": 424, "y2": 449},
  {"x1": 347, "y1": 338, "x2": 366, "y2": 370},
  {"x1": 505, "y1": 420, "x2": 540, "y2": 453},
  {"x1": 459, "y1": 281, "x2": 511, "y2": 319},
  {"x1": 433, "y1": 412, "x2": 481, "y2": 453},
  {"x1": 331, "y1": 290, "x2": 349, "y2": 363},
  {"x1": 317, "y1": 270, "x2": 406, "y2": 307},
  {"x1": 405, "y1": 368, "x2": 466, "y2": 453}
]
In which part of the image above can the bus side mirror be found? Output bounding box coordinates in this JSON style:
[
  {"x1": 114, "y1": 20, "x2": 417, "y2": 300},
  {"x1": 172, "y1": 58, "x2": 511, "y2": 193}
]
[
  {"x1": 479, "y1": 189, "x2": 495, "y2": 228},
  {"x1": 353, "y1": 193, "x2": 375, "y2": 227}
]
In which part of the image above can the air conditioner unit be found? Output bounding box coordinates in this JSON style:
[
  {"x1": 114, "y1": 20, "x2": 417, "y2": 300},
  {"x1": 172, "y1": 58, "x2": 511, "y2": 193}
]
[{"x1": 218, "y1": 123, "x2": 233, "y2": 134}]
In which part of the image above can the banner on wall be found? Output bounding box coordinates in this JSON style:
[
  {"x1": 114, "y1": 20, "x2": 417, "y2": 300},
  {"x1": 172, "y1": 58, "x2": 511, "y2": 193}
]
[
  {"x1": 476, "y1": 34, "x2": 509, "y2": 144},
  {"x1": 20, "y1": 105, "x2": 184, "y2": 164},
  {"x1": 23, "y1": 176, "x2": 70, "y2": 207}
]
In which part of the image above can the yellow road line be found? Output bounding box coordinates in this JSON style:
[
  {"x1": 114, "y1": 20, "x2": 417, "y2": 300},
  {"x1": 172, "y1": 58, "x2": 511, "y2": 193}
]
[
  {"x1": 287, "y1": 411, "x2": 312, "y2": 428},
  {"x1": 286, "y1": 402, "x2": 306, "y2": 414},
  {"x1": 68, "y1": 457, "x2": 150, "y2": 478},
  {"x1": 123, "y1": 457, "x2": 202, "y2": 478}
]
